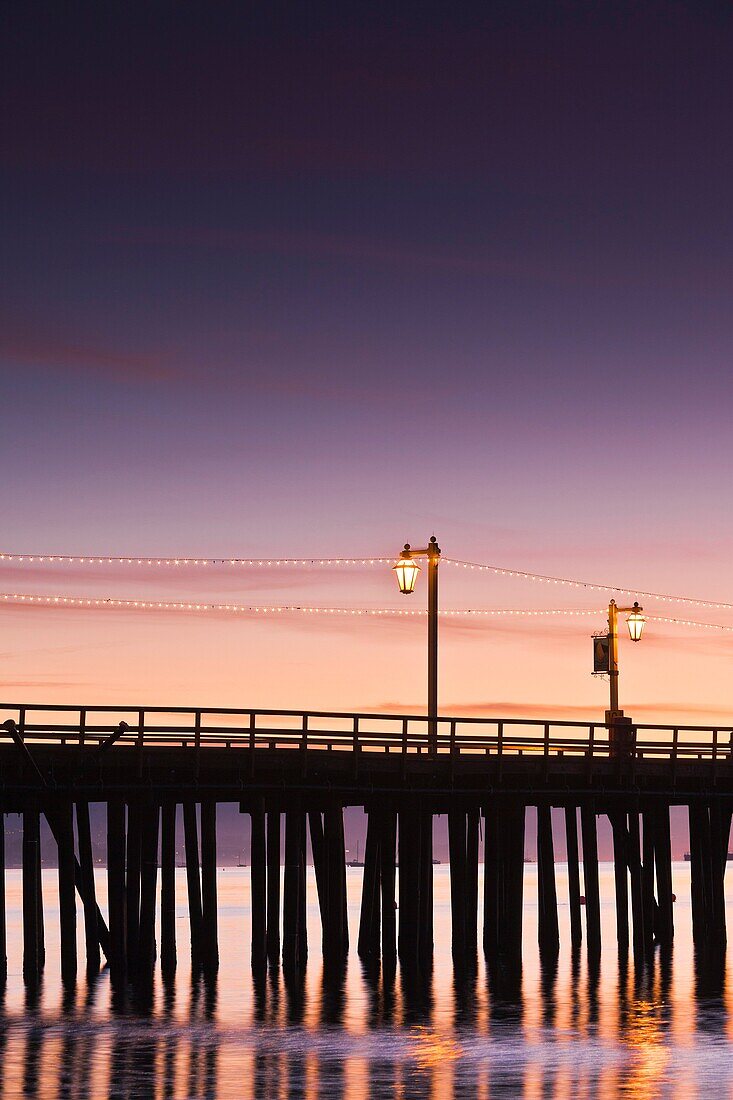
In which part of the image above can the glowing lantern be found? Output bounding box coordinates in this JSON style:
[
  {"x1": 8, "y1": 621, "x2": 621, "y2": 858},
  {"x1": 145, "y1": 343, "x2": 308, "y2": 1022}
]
[
  {"x1": 393, "y1": 549, "x2": 421, "y2": 594},
  {"x1": 626, "y1": 603, "x2": 645, "y2": 642}
]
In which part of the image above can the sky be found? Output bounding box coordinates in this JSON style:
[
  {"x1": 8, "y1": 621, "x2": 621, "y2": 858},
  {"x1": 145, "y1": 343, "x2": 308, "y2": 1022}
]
[{"x1": 2, "y1": 1, "x2": 733, "y2": 725}]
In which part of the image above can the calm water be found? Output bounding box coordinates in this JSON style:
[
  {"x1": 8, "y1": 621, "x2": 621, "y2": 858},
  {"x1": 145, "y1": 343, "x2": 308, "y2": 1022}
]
[{"x1": 1, "y1": 863, "x2": 733, "y2": 1097}]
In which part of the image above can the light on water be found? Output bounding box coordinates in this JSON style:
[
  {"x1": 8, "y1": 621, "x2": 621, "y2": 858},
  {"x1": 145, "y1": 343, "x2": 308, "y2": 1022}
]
[{"x1": 1, "y1": 863, "x2": 733, "y2": 1097}]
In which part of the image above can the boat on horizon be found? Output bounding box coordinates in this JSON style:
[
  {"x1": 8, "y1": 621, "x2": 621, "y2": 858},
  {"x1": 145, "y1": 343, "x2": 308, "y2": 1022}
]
[{"x1": 683, "y1": 852, "x2": 733, "y2": 861}]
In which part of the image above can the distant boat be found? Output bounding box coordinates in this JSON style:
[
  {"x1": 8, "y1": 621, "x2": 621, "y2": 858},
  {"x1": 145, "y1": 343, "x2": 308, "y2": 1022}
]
[
  {"x1": 346, "y1": 842, "x2": 365, "y2": 868},
  {"x1": 432, "y1": 859, "x2": 441, "y2": 865},
  {"x1": 683, "y1": 852, "x2": 733, "y2": 861}
]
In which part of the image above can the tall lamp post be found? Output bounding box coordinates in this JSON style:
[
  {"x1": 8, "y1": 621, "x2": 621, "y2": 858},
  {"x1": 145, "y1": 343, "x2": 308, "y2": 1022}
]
[
  {"x1": 605, "y1": 598, "x2": 645, "y2": 749},
  {"x1": 393, "y1": 536, "x2": 441, "y2": 751}
]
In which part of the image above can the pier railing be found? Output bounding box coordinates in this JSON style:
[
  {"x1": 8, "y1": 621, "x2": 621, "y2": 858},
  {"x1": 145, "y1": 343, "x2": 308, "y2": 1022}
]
[{"x1": 1, "y1": 703, "x2": 732, "y2": 766}]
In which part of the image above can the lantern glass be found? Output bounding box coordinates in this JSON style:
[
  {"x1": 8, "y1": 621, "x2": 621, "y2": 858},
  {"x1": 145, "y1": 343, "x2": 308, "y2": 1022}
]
[
  {"x1": 393, "y1": 557, "x2": 421, "y2": 594},
  {"x1": 626, "y1": 605, "x2": 645, "y2": 642}
]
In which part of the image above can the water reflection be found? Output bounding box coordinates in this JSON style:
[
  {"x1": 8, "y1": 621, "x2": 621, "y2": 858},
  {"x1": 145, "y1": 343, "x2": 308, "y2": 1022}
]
[{"x1": 0, "y1": 867, "x2": 733, "y2": 1096}]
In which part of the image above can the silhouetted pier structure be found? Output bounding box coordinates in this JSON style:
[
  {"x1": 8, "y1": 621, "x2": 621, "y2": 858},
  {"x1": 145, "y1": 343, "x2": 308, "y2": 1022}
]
[{"x1": 0, "y1": 702, "x2": 732, "y2": 986}]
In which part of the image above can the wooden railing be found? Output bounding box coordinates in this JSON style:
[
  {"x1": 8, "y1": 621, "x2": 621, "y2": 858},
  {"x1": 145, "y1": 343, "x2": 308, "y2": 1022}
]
[{"x1": 0, "y1": 703, "x2": 732, "y2": 767}]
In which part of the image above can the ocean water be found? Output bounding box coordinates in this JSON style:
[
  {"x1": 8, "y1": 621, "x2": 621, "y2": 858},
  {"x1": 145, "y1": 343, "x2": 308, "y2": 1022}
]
[{"x1": 1, "y1": 862, "x2": 732, "y2": 1098}]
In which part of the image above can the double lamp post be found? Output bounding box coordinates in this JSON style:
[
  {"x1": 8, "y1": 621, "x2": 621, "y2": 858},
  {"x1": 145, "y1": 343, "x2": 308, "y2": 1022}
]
[{"x1": 392, "y1": 537, "x2": 647, "y2": 750}]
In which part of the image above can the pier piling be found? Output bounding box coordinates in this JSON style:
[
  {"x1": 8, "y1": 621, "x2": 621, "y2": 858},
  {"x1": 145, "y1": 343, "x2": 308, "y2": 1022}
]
[
  {"x1": 537, "y1": 803, "x2": 560, "y2": 957},
  {"x1": 160, "y1": 802, "x2": 177, "y2": 976},
  {"x1": 580, "y1": 804, "x2": 601, "y2": 961},
  {"x1": 564, "y1": 806, "x2": 582, "y2": 949},
  {"x1": 251, "y1": 800, "x2": 267, "y2": 972},
  {"x1": 56, "y1": 801, "x2": 77, "y2": 984},
  {"x1": 107, "y1": 799, "x2": 127, "y2": 981},
  {"x1": 183, "y1": 802, "x2": 203, "y2": 969},
  {"x1": 76, "y1": 800, "x2": 100, "y2": 974},
  {"x1": 200, "y1": 801, "x2": 219, "y2": 972},
  {"x1": 22, "y1": 807, "x2": 43, "y2": 983},
  {"x1": 266, "y1": 809, "x2": 281, "y2": 965}
]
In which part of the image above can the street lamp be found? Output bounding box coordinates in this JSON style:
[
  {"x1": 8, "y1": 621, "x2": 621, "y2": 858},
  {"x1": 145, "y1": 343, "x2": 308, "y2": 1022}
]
[
  {"x1": 393, "y1": 555, "x2": 421, "y2": 595},
  {"x1": 393, "y1": 537, "x2": 441, "y2": 750},
  {"x1": 626, "y1": 602, "x2": 646, "y2": 643},
  {"x1": 605, "y1": 598, "x2": 645, "y2": 750}
]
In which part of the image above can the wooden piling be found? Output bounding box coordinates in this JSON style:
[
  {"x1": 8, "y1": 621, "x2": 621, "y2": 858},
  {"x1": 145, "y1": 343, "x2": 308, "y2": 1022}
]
[
  {"x1": 183, "y1": 802, "x2": 203, "y2": 968},
  {"x1": 537, "y1": 803, "x2": 559, "y2": 957},
  {"x1": 688, "y1": 802, "x2": 706, "y2": 944},
  {"x1": 160, "y1": 802, "x2": 177, "y2": 976},
  {"x1": 0, "y1": 812, "x2": 6, "y2": 983},
  {"x1": 398, "y1": 808, "x2": 420, "y2": 971},
  {"x1": 76, "y1": 800, "x2": 100, "y2": 973},
  {"x1": 580, "y1": 804, "x2": 601, "y2": 960},
  {"x1": 125, "y1": 802, "x2": 142, "y2": 971},
  {"x1": 504, "y1": 802, "x2": 526, "y2": 962},
  {"x1": 324, "y1": 805, "x2": 348, "y2": 963},
  {"x1": 357, "y1": 811, "x2": 381, "y2": 961},
  {"x1": 22, "y1": 807, "x2": 43, "y2": 983},
  {"x1": 380, "y1": 808, "x2": 397, "y2": 978},
  {"x1": 484, "y1": 801, "x2": 526, "y2": 964},
  {"x1": 610, "y1": 810, "x2": 629, "y2": 953},
  {"x1": 709, "y1": 800, "x2": 727, "y2": 945},
  {"x1": 483, "y1": 803, "x2": 499, "y2": 959},
  {"x1": 418, "y1": 809, "x2": 434, "y2": 965},
  {"x1": 251, "y1": 800, "x2": 267, "y2": 972},
  {"x1": 56, "y1": 801, "x2": 77, "y2": 984},
  {"x1": 137, "y1": 803, "x2": 160, "y2": 976},
  {"x1": 200, "y1": 801, "x2": 219, "y2": 972},
  {"x1": 308, "y1": 811, "x2": 327, "y2": 931},
  {"x1": 448, "y1": 809, "x2": 468, "y2": 964},
  {"x1": 627, "y1": 810, "x2": 646, "y2": 960},
  {"x1": 564, "y1": 806, "x2": 582, "y2": 949},
  {"x1": 653, "y1": 803, "x2": 674, "y2": 948},
  {"x1": 266, "y1": 810, "x2": 281, "y2": 965},
  {"x1": 283, "y1": 809, "x2": 307, "y2": 973},
  {"x1": 642, "y1": 809, "x2": 657, "y2": 955},
  {"x1": 106, "y1": 799, "x2": 127, "y2": 981},
  {"x1": 465, "y1": 808, "x2": 480, "y2": 957}
]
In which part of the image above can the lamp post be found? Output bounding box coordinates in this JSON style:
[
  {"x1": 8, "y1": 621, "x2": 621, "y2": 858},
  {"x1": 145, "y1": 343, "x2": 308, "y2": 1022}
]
[
  {"x1": 606, "y1": 599, "x2": 645, "y2": 749},
  {"x1": 393, "y1": 536, "x2": 441, "y2": 751}
]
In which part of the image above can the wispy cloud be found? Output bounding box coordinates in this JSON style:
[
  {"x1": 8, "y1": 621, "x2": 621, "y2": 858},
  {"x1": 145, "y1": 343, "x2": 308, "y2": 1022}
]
[
  {"x1": 375, "y1": 699, "x2": 733, "y2": 722},
  {"x1": 0, "y1": 328, "x2": 174, "y2": 384}
]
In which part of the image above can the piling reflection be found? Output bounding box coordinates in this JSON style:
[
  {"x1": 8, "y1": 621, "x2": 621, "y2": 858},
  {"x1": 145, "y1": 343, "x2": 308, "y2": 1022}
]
[{"x1": 0, "y1": 867, "x2": 732, "y2": 1098}]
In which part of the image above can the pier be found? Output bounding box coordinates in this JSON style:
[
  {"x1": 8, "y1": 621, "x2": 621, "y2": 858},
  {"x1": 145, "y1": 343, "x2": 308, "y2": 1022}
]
[{"x1": 0, "y1": 702, "x2": 732, "y2": 985}]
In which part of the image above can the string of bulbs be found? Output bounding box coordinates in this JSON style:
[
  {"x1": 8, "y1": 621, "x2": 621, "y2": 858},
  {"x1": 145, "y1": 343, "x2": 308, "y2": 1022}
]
[
  {"x1": 1, "y1": 549, "x2": 732, "y2": 613},
  {"x1": 2, "y1": 591, "x2": 733, "y2": 631}
]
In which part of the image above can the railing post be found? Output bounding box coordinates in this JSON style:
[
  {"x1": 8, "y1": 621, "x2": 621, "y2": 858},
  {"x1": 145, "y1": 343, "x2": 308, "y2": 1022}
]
[
  {"x1": 497, "y1": 721, "x2": 504, "y2": 782},
  {"x1": 401, "y1": 718, "x2": 408, "y2": 780},
  {"x1": 194, "y1": 710, "x2": 202, "y2": 780},
  {"x1": 586, "y1": 724, "x2": 595, "y2": 782},
  {"x1": 672, "y1": 728, "x2": 679, "y2": 788},
  {"x1": 543, "y1": 723, "x2": 550, "y2": 782},
  {"x1": 352, "y1": 716, "x2": 360, "y2": 780},
  {"x1": 248, "y1": 712, "x2": 256, "y2": 779},
  {"x1": 137, "y1": 709, "x2": 145, "y2": 777},
  {"x1": 449, "y1": 720, "x2": 457, "y2": 784},
  {"x1": 712, "y1": 729, "x2": 718, "y2": 786},
  {"x1": 79, "y1": 708, "x2": 86, "y2": 748},
  {"x1": 301, "y1": 714, "x2": 308, "y2": 777}
]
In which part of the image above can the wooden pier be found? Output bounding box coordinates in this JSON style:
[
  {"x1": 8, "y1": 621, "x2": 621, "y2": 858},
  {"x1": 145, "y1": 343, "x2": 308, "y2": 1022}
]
[{"x1": 0, "y1": 702, "x2": 732, "y2": 985}]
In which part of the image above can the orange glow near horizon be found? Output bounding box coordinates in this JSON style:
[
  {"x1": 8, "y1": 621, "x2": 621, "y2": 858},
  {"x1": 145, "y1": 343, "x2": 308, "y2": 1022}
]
[{"x1": 2, "y1": 555, "x2": 733, "y2": 728}]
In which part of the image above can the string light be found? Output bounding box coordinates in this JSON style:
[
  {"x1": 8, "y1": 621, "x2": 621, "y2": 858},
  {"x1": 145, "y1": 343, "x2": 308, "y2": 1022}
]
[
  {"x1": 2, "y1": 591, "x2": 732, "y2": 630},
  {"x1": 2, "y1": 550, "x2": 733, "y2": 613},
  {"x1": 0, "y1": 552, "x2": 392, "y2": 568},
  {"x1": 442, "y1": 558, "x2": 733, "y2": 611}
]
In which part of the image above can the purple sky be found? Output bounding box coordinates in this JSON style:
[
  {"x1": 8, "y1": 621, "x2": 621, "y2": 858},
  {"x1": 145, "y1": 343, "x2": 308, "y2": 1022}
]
[{"x1": 2, "y1": 3, "x2": 733, "y2": 718}]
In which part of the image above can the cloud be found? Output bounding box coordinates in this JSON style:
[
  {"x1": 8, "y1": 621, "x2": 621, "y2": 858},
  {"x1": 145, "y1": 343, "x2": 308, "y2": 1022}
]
[
  {"x1": 0, "y1": 329, "x2": 174, "y2": 384},
  {"x1": 375, "y1": 699, "x2": 733, "y2": 723}
]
